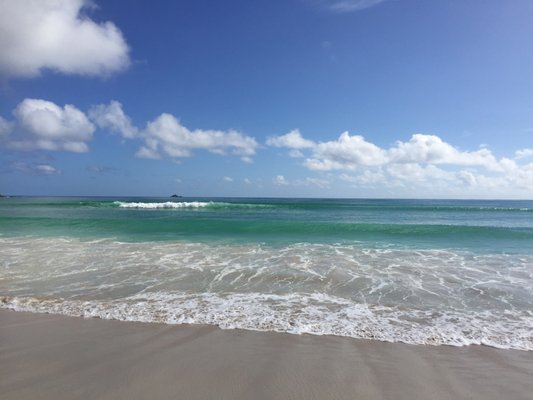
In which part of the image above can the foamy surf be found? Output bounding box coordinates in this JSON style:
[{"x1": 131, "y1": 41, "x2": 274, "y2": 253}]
[
  {"x1": 1, "y1": 236, "x2": 532, "y2": 351},
  {"x1": 113, "y1": 201, "x2": 214, "y2": 209},
  {"x1": 2, "y1": 292, "x2": 532, "y2": 350},
  {"x1": 112, "y1": 200, "x2": 273, "y2": 210}
]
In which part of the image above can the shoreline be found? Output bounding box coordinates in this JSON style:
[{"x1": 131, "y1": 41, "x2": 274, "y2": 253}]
[{"x1": 1, "y1": 309, "x2": 532, "y2": 400}]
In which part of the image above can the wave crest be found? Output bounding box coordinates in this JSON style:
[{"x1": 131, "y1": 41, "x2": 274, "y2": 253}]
[{"x1": 114, "y1": 201, "x2": 214, "y2": 209}]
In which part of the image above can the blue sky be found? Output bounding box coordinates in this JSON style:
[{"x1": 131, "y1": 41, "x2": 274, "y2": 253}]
[{"x1": 1, "y1": 0, "x2": 532, "y2": 198}]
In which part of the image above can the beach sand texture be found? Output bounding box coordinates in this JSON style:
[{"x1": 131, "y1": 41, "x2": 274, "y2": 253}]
[{"x1": 1, "y1": 310, "x2": 532, "y2": 400}]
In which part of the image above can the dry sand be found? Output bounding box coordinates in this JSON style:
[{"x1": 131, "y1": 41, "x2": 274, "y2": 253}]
[{"x1": 1, "y1": 309, "x2": 532, "y2": 400}]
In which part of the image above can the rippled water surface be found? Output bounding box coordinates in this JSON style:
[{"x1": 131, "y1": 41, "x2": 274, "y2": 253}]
[{"x1": 1, "y1": 197, "x2": 532, "y2": 349}]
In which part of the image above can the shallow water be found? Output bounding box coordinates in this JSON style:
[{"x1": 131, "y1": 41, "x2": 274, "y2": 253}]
[{"x1": 1, "y1": 197, "x2": 532, "y2": 349}]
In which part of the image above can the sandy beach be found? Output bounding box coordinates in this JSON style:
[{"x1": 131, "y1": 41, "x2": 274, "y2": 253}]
[{"x1": 1, "y1": 309, "x2": 532, "y2": 400}]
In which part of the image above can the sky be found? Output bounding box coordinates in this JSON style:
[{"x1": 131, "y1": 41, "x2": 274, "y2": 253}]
[{"x1": 0, "y1": 0, "x2": 532, "y2": 198}]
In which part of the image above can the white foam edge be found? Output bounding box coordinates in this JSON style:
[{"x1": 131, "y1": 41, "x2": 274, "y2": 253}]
[{"x1": 2, "y1": 292, "x2": 532, "y2": 351}]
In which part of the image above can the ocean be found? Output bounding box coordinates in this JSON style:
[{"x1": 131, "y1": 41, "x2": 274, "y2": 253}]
[{"x1": 1, "y1": 197, "x2": 532, "y2": 350}]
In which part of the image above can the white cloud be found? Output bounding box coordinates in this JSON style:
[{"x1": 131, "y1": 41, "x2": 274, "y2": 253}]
[
  {"x1": 137, "y1": 113, "x2": 257, "y2": 162},
  {"x1": 504, "y1": 162, "x2": 533, "y2": 190},
  {"x1": 11, "y1": 162, "x2": 59, "y2": 175},
  {"x1": 267, "y1": 129, "x2": 316, "y2": 149},
  {"x1": 295, "y1": 177, "x2": 330, "y2": 188},
  {"x1": 244, "y1": 178, "x2": 251, "y2": 184},
  {"x1": 0, "y1": 0, "x2": 130, "y2": 78},
  {"x1": 457, "y1": 170, "x2": 478, "y2": 187},
  {"x1": 515, "y1": 148, "x2": 533, "y2": 160},
  {"x1": 327, "y1": 0, "x2": 386, "y2": 13},
  {"x1": 88, "y1": 101, "x2": 138, "y2": 138},
  {"x1": 340, "y1": 170, "x2": 386, "y2": 186},
  {"x1": 386, "y1": 163, "x2": 455, "y2": 183},
  {"x1": 35, "y1": 164, "x2": 59, "y2": 174},
  {"x1": 273, "y1": 175, "x2": 289, "y2": 186},
  {"x1": 338, "y1": 167, "x2": 499, "y2": 196},
  {"x1": 135, "y1": 146, "x2": 161, "y2": 159},
  {"x1": 2, "y1": 98, "x2": 257, "y2": 161},
  {"x1": 2, "y1": 99, "x2": 94, "y2": 152},
  {"x1": 223, "y1": 176, "x2": 233, "y2": 182},
  {"x1": 337, "y1": 165, "x2": 533, "y2": 197},
  {"x1": 271, "y1": 175, "x2": 329, "y2": 188},
  {"x1": 288, "y1": 149, "x2": 305, "y2": 158},
  {"x1": 0, "y1": 116, "x2": 13, "y2": 137},
  {"x1": 304, "y1": 131, "x2": 387, "y2": 170},
  {"x1": 267, "y1": 129, "x2": 533, "y2": 197},
  {"x1": 273, "y1": 130, "x2": 508, "y2": 173},
  {"x1": 388, "y1": 134, "x2": 502, "y2": 171},
  {"x1": 0, "y1": 118, "x2": 14, "y2": 138}
]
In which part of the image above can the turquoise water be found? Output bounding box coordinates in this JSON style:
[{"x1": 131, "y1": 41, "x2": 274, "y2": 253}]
[
  {"x1": 1, "y1": 197, "x2": 532, "y2": 349},
  {"x1": 2, "y1": 197, "x2": 532, "y2": 251}
]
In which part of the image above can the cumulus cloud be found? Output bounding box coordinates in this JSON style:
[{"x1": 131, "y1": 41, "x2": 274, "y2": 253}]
[
  {"x1": 1, "y1": 99, "x2": 94, "y2": 152},
  {"x1": 504, "y1": 162, "x2": 533, "y2": 190},
  {"x1": 339, "y1": 166, "x2": 479, "y2": 196},
  {"x1": 88, "y1": 101, "x2": 138, "y2": 138},
  {"x1": 137, "y1": 113, "x2": 257, "y2": 162},
  {"x1": 0, "y1": 0, "x2": 130, "y2": 78},
  {"x1": 288, "y1": 149, "x2": 305, "y2": 158},
  {"x1": 340, "y1": 170, "x2": 386, "y2": 186},
  {"x1": 305, "y1": 132, "x2": 387, "y2": 170},
  {"x1": 338, "y1": 164, "x2": 533, "y2": 197},
  {"x1": 457, "y1": 170, "x2": 478, "y2": 187},
  {"x1": 273, "y1": 130, "x2": 510, "y2": 173},
  {"x1": 515, "y1": 148, "x2": 533, "y2": 160},
  {"x1": 388, "y1": 134, "x2": 502, "y2": 171},
  {"x1": 86, "y1": 100, "x2": 258, "y2": 162},
  {"x1": 2, "y1": 97, "x2": 260, "y2": 162},
  {"x1": 266, "y1": 129, "x2": 315, "y2": 149},
  {"x1": 0, "y1": 116, "x2": 13, "y2": 137},
  {"x1": 386, "y1": 163, "x2": 455, "y2": 183},
  {"x1": 270, "y1": 129, "x2": 533, "y2": 197},
  {"x1": 273, "y1": 175, "x2": 289, "y2": 186}
]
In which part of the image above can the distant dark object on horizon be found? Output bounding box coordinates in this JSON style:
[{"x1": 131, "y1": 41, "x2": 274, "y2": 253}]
[{"x1": 170, "y1": 194, "x2": 183, "y2": 198}]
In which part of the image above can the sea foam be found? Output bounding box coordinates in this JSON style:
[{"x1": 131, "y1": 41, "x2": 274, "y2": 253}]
[
  {"x1": 114, "y1": 201, "x2": 213, "y2": 209},
  {"x1": 1, "y1": 237, "x2": 532, "y2": 351},
  {"x1": 3, "y1": 292, "x2": 532, "y2": 350}
]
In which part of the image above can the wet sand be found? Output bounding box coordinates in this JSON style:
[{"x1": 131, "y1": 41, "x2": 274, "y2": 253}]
[{"x1": 1, "y1": 309, "x2": 532, "y2": 400}]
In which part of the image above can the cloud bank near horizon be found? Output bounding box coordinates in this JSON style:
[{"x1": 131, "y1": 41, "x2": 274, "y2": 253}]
[
  {"x1": 1, "y1": 98, "x2": 532, "y2": 197},
  {"x1": 267, "y1": 129, "x2": 533, "y2": 197}
]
